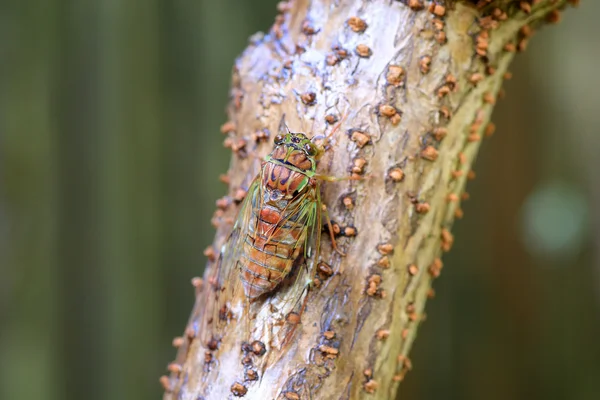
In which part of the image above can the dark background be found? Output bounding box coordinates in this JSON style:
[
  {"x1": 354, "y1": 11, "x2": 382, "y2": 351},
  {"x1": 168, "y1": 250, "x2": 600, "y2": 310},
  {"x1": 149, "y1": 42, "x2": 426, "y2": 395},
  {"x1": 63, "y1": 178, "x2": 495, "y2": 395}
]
[{"x1": 1, "y1": 1, "x2": 598, "y2": 400}]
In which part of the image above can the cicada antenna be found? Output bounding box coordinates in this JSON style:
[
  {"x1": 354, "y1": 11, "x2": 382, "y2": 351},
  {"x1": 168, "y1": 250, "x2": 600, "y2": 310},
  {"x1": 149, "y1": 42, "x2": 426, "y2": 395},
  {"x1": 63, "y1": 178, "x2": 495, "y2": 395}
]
[{"x1": 278, "y1": 113, "x2": 292, "y2": 135}]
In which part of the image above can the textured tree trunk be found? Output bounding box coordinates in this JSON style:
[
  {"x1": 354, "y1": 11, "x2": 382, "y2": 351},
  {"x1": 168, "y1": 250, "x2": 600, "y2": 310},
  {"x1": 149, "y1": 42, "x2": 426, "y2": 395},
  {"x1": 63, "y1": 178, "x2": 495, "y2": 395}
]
[{"x1": 163, "y1": 1, "x2": 574, "y2": 399}]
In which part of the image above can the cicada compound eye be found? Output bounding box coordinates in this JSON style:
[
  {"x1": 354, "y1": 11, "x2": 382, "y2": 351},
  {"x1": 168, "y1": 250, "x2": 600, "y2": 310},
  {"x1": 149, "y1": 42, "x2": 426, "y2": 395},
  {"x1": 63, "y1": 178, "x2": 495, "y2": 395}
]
[
  {"x1": 274, "y1": 134, "x2": 285, "y2": 145},
  {"x1": 304, "y1": 142, "x2": 318, "y2": 157}
]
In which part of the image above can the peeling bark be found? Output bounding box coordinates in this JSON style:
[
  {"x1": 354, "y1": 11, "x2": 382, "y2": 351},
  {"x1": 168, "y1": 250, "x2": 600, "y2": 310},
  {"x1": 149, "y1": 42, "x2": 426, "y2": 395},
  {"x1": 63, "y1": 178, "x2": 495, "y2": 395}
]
[{"x1": 163, "y1": 1, "x2": 574, "y2": 399}]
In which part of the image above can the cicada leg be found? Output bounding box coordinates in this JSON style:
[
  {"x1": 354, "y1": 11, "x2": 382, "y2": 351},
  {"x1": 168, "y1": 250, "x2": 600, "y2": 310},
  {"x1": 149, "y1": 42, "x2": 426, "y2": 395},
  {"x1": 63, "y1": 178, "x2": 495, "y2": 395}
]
[
  {"x1": 320, "y1": 202, "x2": 345, "y2": 257},
  {"x1": 314, "y1": 174, "x2": 367, "y2": 257}
]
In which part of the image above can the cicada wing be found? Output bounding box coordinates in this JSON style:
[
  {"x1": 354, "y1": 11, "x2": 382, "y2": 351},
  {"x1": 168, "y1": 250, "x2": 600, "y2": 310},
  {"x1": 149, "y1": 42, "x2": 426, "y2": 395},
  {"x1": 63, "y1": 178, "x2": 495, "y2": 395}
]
[{"x1": 198, "y1": 176, "x2": 261, "y2": 346}]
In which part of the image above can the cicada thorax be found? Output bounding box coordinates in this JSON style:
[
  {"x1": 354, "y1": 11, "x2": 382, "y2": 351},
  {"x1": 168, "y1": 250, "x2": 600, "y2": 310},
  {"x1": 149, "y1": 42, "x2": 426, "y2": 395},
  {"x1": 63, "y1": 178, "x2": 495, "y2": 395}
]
[{"x1": 240, "y1": 159, "x2": 317, "y2": 299}]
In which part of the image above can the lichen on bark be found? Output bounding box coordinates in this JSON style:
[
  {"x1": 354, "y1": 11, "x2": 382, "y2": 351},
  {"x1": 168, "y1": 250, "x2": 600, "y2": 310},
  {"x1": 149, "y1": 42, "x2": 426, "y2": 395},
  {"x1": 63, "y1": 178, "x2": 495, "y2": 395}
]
[{"x1": 163, "y1": 1, "x2": 575, "y2": 399}]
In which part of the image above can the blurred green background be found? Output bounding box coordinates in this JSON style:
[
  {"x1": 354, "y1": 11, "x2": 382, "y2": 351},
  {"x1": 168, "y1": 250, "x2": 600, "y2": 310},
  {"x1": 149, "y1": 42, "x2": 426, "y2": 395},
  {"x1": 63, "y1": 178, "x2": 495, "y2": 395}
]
[{"x1": 1, "y1": 1, "x2": 598, "y2": 400}]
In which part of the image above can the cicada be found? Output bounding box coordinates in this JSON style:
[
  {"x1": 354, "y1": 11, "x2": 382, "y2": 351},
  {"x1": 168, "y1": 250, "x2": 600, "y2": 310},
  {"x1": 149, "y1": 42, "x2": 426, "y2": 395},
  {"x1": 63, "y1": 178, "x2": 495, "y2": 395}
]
[{"x1": 199, "y1": 119, "x2": 353, "y2": 357}]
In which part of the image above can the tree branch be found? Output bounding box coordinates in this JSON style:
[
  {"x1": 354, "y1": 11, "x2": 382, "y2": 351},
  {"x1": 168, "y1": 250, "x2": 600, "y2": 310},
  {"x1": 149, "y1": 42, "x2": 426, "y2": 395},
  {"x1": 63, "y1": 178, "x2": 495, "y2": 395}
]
[{"x1": 163, "y1": 0, "x2": 574, "y2": 399}]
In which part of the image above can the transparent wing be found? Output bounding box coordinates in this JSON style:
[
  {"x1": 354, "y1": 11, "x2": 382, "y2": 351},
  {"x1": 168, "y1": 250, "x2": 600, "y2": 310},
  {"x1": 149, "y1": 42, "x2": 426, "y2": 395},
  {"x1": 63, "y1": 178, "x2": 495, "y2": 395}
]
[{"x1": 198, "y1": 176, "x2": 262, "y2": 345}]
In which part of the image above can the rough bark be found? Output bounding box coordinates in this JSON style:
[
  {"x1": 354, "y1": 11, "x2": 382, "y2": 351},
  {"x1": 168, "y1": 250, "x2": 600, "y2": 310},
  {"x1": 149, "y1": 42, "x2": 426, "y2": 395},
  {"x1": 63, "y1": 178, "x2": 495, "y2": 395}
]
[{"x1": 163, "y1": 1, "x2": 574, "y2": 399}]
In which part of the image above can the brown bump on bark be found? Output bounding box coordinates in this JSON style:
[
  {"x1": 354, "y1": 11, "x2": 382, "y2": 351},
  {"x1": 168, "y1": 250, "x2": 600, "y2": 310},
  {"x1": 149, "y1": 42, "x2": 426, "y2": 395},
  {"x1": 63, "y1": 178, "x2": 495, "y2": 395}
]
[
  {"x1": 219, "y1": 174, "x2": 230, "y2": 185},
  {"x1": 185, "y1": 326, "x2": 196, "y2": 339},
  {"x1": 441, "y1": 228, "x2": 454, "y2": 252},
  {"x1": 351, "y1": 131, "x2": 371, "y2": 148},
  {"x1": 437, "y1": 85, "x2": 450, "y2": 98},
  {"x1": 216, "y1": 196, "x2": 230, "y2": 210},
  {"x1": 376, "y1": 329, "x2": 390, "y2": 340},
  {"x1": 419, "y1": 56, "x2": 431, "y2": 74},
  {"x1": 520, "y1": 1, "x2": 532, "y2": 14},
  {"x1": 318, "y1": 262, "x2": 333, "y2": 277},
  {"x1": 468, "y1": 133, "x2": 481, "y2": 142},
  {"x1": 331, "y1": 222, "x2": 341, "y2": 235},
  {"x1": 343, "y1": 196, "x2": 354, "y2": 209},
  {"x1": 276, "y1": 1, "x2": 291, "y2": 14},
  {"x1": 428, "y1": 257, "x2": 444, "y2": 278},
  {"x1": 159, "y1": 376, "x2": 171, "y2": 392},
  {"x1": 319, "y1": 345, "x2": 339, "y2": 356},
  {"x1": 387, "y1": 65, "x2": 405, "y2": 86},
  {"x1": 203, "y1": 246, "x2": 216, "y2": 262},
  {"x1": 301, "y1": 91, "x2": 316, "y2": 105},
  {"x1": 447, "y1": 193, "x2": 459, "y2": 202},
  {"x1": 352, "y1": 158, "x2": 367, "y2": 175},
  {"x1": 347, "y1": 16, "x2": 367, "y2": 33},
  {"x1": 408, "y1": 264, "x2": 419, "y2": 276},
  {"x1": 393, "y1": 373, "x2": 405, "y2": 382},
  {"x1": 251, "y1": 340, "x2": 267, "y2": 356},
  {"x1": 167, "y1": 363, "x2": 183, "y2": 373},
  {"x1": 546, "y1": 9, "x2": 561, "y2": 24},
  {"x1": 469, "y1": 72, "x2": 484, "y2": 85},
  {"x1": 433, "y1": 127, "x2": 448, "y2": 141},
  {"x1": 390, "y1": 113, "x2": 402, "y2": 125},
  {"x1": 344, "y1": 226, "x2": 357, "y2": 237},
  {"x1": 231, "y1": 383, "x2": 248, "y2": 397},
  {"x1": 479, "y1": 16, "x2": 498, "y2": 30},
  {"x1": 364, "y1": 379, "x2": 379, "y2": 394},
  {"x1": 191, "y1": 278, "x2": 203, "y2": 296},
  {"x1": 428, "y1": 3, "x2": 446, "y2": 17},
  {"x1": 377, "y1": 243, "x2": 393, "y2": 255},
  {"x1": 220, "y1": 121, "x2": 236, "y2": 134},
  {"x1": 377, "y1": 256, "x2": 390, "y2": 269},
  {"x1": 326, "y1": 53, "x2": 340, "y2": 66},
  {"x1": 355, "y1": 44, "x2": 372, "y2": 58},
  {"x1": 245, "y1": 369, "x2": 258, "y2": 382},
  {"x1": 388, "y1": 167, "x2": 404, "y2": 182},
  {"x1": 302, "y1": 19, "x2": 317, "y2": 35},
  {"x1": 485, "y1": 122, "x2": 496, "y2": 137},
  {"x1": 439, "y1": 106, "x2": 451, "y2": 119},
  {"x1": 520, "y1": 25, "x2": 533, "y2": 38},
  {"x1": 379, "y1": 104, "x2": 397, "y2": 117},
  {"x1": 483, "y1": 92, "x2": 496, "y2": 104},
  {"x1": 451, "y1": 170, "x2": 463, "y2": 179},
  {"x1": 325, "y1": 114, "x2": 338, "y2": 124},
  {"x1": 286, "y1": 312, "x2": 301, "y2": 325},
  {"x1": 435, "y1": 30, "x2": 447, "y2": 44},
  {"x1": 233, "y1": 187, "x2": 247, "y2": 203},
  {"x1": 408, "y1": 0, "x2": 424, "y2": 11},
  {"x1": 421, "y1": 146, "x2": 439, "y2": 161},
  {"x1": 415, "y1": 202, "x2": 430, "y2": 214},
  {"x1": 504, "y1": 42, "x2": 516, "y2": 52},
  {"x1": 455, "y1": 208, "x2": 464, "y2": 219},
  {"x1": 366, "y1": 274, "x2": 382, "y2": 296}
]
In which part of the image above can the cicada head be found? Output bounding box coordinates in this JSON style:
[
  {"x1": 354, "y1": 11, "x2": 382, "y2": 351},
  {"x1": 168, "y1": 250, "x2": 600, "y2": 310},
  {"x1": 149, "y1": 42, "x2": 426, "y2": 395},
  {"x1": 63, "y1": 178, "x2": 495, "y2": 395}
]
[{"x1": 269, "y1": 132, "x2": 321, "y2": 175}]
